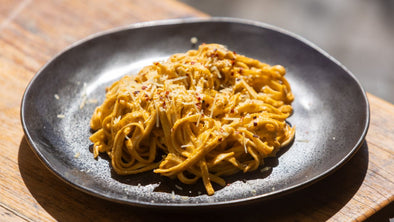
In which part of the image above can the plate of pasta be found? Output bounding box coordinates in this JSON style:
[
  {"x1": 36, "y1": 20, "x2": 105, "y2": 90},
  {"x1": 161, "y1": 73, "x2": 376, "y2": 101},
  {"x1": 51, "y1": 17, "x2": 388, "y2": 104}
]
[{"x1": 21, "y1": 18, "x2": 369, "y2": 207}]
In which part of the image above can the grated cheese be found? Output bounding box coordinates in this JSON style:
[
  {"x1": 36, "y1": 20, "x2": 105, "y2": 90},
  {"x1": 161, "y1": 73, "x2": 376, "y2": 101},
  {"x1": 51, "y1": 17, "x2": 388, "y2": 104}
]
[
  {"x1": 113, "y1": 115, "x2": 121, "y2": 124},
  {"x1": 87, "y1": 99, "x2": 98, "y2": 104},
  {"x1": 152, "y1": 82, "x2": 164, "y2": 87},
  {"x1": 251, "y1": 189, "x2": 257, "y2": 195},
  {"x1": 167, "y1": 76, "x2": 188, "y2": 82},
  {"x1": 57, "y1": 114, "x2": 65, "y2": 119},
  {"x1": 155, "y1": 101, "x2": 160, "y2": 127},
  {"x1": 193, "y1": 102, "x2": 203, "y2": 127},
  {"x1": 196, "y1": 86, "x2": 203, "y2": 93},
  {"x1": 242, "y1": 132, "x2": 248, "y2": 153},
  {"x1": 260, "y1": 166, "x2": 271, "y2": 173},
  {"x1": 144, "y1": 115, "x2": 152, "y2": 124},
  {"x1": 79, "y1": 96, "x2": 87, "y2": 109},
  {"x1": 181, "y1": 102, "x2": 195, "y2": 106},
  {"x1": 190, "y1": 37, "x2": 198, "y2": 44},
  {"x1": 79, "y1": 83, "x2": 89, "y2": 109},
  {"x1": 241, "y1": 80, "x2": 258, "y2": 99},
  {"x1": 223, "y1": 117, "x2": 239, "y2": 121},
  {"x1": 210, "y1": 66, "x2": 221, "y2": 79},
  {"x1": 196, "y1": 114, "x2": 202, "y2": 127},
  {"x1": 210, "y1": 94, "x2": 217, "y2": 118},
  {"x1": 175, "y1": 184, "x2": 183, "y2": 190}
]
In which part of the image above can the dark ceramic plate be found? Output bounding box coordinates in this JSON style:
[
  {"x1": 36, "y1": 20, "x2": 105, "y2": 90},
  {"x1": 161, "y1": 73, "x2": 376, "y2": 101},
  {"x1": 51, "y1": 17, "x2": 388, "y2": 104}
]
[{"x1": 21, "y1": 18, "x2": 369, "y2": 208}]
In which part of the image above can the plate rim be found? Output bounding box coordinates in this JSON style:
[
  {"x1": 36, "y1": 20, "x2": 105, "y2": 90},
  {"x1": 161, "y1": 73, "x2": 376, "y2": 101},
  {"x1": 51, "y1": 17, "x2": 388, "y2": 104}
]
[{"x1": 20, "y1": 17, "x2": 370, "y2": 208}]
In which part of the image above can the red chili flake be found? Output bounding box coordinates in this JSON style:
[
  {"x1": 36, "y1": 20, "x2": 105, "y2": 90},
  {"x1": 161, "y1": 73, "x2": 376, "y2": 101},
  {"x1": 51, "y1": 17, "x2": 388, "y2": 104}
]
[
  {"x1": 218, "y1": 137, "x2": 223, "y2": 142},
  {"x1": 233, "y1": 51, "x2": 237, "y2": 55},
  {"x1": 166, "y1": 91, "x2": 170, "y2": 95},
  {"x1": 197, "y1": 96, "x2": 201, "y2": 101},
  {"x1": 133, "y1": 90, "x2": 140, "y2": 94},
  {"x1": 201, "y1": 113, "x2": 205, "y2": 117},
  {"x1": 253, "y1": 116, "x2": 257, "y2": 119},
  {"x1": 141, "y1": 86, "x2": 147, "y2": 90},
  {"x1": 231, "y1": 71, "x2": 234, "y2": 76},
  {"x1": 236, "y1": 78, "x2": 240, "y2": 82},
  {"x1": 154, "y1": 62, "x2": 159, "y2": 65},
  {"x1": 214, "y1": 48, "x2": 218, "y2": 52},
  {"x1": 239, "y1": 68, "x2": 243, "y2": 74},
  {"x1": 230, "y1": 109, "x2": 234, "y2": 113},
  {"x1": 205, "y1": 104, "x2": 209, "y2": 108},
  {"x1": 253, "y1": 134, "x2": 259, "y2": 138},
  {"x1": 162, "y1": 101, "x2": 166, "y2": 108},
  {"x1": 186, "y1": 73, "x2": 189, "y2": 76},
  {"x1": 231, "y1": 60, "x2": 235, "y2": 65},
  {"x1": 191, "y1": 61, "x2": 195, "y2": 65},
  {"x1": 253, "y1": 122, "x2": 258, "y2": 126}
]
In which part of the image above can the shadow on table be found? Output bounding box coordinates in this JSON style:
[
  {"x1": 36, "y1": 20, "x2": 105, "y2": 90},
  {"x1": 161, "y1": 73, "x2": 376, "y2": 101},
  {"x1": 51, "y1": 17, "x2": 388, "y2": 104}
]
[{"x1": 19, "y1": 136, "x2": 369, "y2": 222}]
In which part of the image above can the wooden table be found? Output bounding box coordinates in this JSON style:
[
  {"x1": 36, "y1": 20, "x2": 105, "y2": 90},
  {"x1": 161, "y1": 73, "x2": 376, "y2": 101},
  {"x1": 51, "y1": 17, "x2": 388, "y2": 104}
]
[{"x1": 0, "y1": 0, "x2": 392, "y2": 221}]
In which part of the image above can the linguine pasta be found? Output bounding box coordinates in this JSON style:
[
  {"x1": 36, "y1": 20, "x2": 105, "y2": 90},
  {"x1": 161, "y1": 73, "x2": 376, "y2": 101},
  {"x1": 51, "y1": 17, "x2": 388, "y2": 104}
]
[{"x1": 89, "y1": 44, "x2": 295, "y2": 195}]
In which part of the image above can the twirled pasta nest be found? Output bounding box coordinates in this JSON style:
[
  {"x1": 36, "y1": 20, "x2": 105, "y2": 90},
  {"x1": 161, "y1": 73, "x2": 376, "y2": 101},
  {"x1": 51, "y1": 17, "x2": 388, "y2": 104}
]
[{"x1": 90, "y1": 44, "x2": 295, "y2": 195}]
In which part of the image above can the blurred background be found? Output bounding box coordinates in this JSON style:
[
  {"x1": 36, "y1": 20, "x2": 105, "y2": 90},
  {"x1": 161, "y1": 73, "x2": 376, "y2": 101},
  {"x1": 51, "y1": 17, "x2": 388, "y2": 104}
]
[{"x1": 181, "y1": 0, "x2": 394, "y2": 103}]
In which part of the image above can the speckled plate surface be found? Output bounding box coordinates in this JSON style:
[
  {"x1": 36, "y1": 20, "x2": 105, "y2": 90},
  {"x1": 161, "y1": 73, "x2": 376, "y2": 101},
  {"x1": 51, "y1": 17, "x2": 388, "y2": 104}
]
[{"x1": 21, "y1": 18, "x2": 369, "y2": 208}]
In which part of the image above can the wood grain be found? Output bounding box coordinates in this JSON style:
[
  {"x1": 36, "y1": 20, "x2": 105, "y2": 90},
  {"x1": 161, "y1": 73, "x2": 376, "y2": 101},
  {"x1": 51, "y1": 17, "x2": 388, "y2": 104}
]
[{"x1": 0, "y1": 0, "x2": 392, "y2": 221}]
